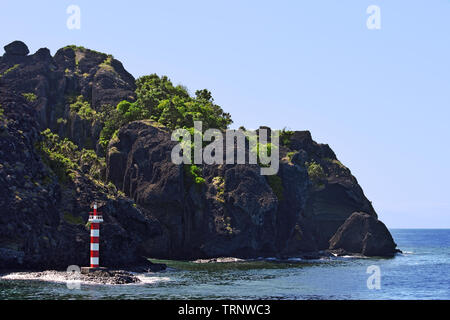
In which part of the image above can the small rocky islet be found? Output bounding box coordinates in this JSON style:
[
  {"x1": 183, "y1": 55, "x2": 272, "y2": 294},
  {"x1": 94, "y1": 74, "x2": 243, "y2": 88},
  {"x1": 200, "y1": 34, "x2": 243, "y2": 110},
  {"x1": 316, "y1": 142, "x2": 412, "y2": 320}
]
[{"x1": 0, "y1": 41, "x2": 399, "y2": 275}]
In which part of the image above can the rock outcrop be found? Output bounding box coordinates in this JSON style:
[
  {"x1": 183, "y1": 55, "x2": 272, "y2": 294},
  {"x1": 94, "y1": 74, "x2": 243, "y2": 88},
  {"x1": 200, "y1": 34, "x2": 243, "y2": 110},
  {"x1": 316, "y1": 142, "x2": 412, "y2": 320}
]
[
  {"x1": 106, "y1": 120, "x2": 397, "y2": 259},
  {"x1": 0, "y1": 40, "x2": 399, "y2": 270},
  {"x1": 0, "y1": 42, "x2": 135, "y2": 153},
  {"x1": 329, "y1": 212, "x2": 398, "y2": 257},
  {"x1": 0, "y1": 88, "x2": 166, "y2": 270},
  {"x1": 4, "y1": 41, "x2": 29, "y2": 56}
]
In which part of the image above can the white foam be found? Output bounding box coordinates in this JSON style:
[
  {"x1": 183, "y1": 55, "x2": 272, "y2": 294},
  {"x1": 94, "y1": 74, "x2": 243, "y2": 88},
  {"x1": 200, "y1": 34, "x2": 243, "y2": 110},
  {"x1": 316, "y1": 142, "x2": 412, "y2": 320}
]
[
  {"x1": 1, "y1": 271, "x2": 92, "y2": 285},
  {"x1": 337, "y1": 255, "x2": 369, "y2": 259},
  {"x1": 264, "y1": 257, "x2": 278, "y2": 261},
  {"x1": 1, "y1": 271, "x2": 171, "y2": 286},
  {"x1": 192, "y1": 257, "x2": 245, "y2": 263},
  {"x1": 135, "y1": 275, "x2": 171, "y2": 284},
  {"x1": 287, "y1": 257, "x2": 303, "y2": 262}
]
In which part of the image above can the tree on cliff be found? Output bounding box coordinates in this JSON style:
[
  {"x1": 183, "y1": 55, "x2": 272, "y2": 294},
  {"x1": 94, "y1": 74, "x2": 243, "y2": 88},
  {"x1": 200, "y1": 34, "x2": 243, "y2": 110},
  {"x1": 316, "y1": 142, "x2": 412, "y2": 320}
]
[
  {"x1": 100, "y1": 74, "x2": 232, "y2": 149},
  {"x1": 135, "y1": 74, "x2": 232, "y2": 130}
]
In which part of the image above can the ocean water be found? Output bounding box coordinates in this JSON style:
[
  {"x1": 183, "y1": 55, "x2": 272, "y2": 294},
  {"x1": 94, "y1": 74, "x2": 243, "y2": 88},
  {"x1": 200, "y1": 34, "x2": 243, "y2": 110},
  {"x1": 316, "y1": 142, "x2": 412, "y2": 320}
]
[{"x1": 0, "y1": 229, "x2": 449, "y2": 300}]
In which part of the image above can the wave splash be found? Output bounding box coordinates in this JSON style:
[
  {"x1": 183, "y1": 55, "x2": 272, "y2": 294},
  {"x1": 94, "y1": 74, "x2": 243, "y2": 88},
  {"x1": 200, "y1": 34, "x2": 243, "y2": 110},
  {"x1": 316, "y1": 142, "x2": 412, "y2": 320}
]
[{"x1": 1, "y1": 271, "x2": 171, "y2": 286}]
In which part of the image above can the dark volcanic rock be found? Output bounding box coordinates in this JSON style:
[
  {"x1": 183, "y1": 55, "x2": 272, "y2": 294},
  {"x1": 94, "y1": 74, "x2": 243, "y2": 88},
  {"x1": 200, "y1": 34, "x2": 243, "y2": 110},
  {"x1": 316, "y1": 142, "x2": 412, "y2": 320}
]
[
  {"x1": 106, "y1": 120, "x2": 397, "y2": 259},
  {"x1": 0, "y1": 41, "x2": 136, "y2": 152},
  {"x1": 4, "y1": 41, "x2": 29, "y2": 56},
  {"x1": 0, "y1": 87, "x2": 166, "y2": 270},
  {"x1": 328, "y1": 212, "x2": 397, "y2": 257},
  {"x1": 1, "y1": 270, "x2": 141, "y2": 285},
  {"x1": 107, "y1": 121, "x2": 281, "y2": 259},
  {"x1": 127, "y1": 257, "x2": 167, "y2": 273},
  {"x1": 83, "y1": 269, "x2": 140, "y2": 284},
  {"x1": 0, "y1": 41, "x2": 399, "y2": 269}
]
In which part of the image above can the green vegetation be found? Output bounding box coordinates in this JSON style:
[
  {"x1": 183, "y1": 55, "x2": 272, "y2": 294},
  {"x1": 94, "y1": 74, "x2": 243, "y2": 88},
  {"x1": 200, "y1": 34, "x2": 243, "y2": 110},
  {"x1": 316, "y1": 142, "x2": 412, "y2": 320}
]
[
  {"x1": 250, "y1": 141, "x2": 278, "y2": 167},
  {"x1": 0, "y1": 64, "x2": 20, "y2": 78},
  {"x1": 64, "y1": 45, "x2": 87, "y2": 51},
  {"x1": 64, "y1": 45, "x2": 105, "y2": 56},
  {"x1": 116, "y1": 100, "x2": 149, "y2": 123},
  {"x1": 306, "y1": 161, "x2": 326, "y2": 187},
  {"x1": 37, "y1": 129, "x2": 105, "y2": 183},
  {"x1": 80, "y1": 149, "x2": 104, "y2": 179},
  {"x1": 324, "y1": 157, "x2": 346, "y2": 169},
  {"x1": 280, "y1": 128, "x2": 294, "y2": 146},
  {"x1": 0, "y1": 105, "x2": 8, "y2": 131},
  {"x1": 267, "y1": 174, "x2": 284, "y2": 201},
  {"x1": 98, "y1": 104, "x2": 125, "y2": 150},
  {"x1": 212, "y1": 176, "x2": 225, "y2": 202},
  {"x1": 286, "y1": 151, "x2": 298, "y2": 163},
  {"x1": 63, "y1": 212, "x2": 84, "y2": 225},
  {"x1": 64, "y1": 45, "x2": 87, "y2": 68},
  {"x1": 37, "y1": 130, "x2": 78, "y2": 183},
  {"x1": 224, "y1": 216, "x2": 234, "y2": 235},
  {"x1": 59, "y1": 51, "x2": 233, "y2": 154},
  {"x1": 184, "y1": 164, "x2": 205, "y2": 188},
  {"x1": 104, "y1": 55, "x2": 113, "y2": 64},
  {"x1": 69, "y1": 95, "x2": 97, "y2": 120},
  {"x1": 135, "y1": 74, "x2": 190, "y2": 113},
  {"x1": 215, "y1": 216, "x2": 234, "y2": 235},
  {"x1": 42, "y1": 150, "x2": 77, "y2": 183},
  {"x1": 56, "y1": 118, "x2": 67, "y2": 125},
  {"x1": 22, "y1": 92, "x2": 37, "y2": 103},
  {"x1": 136, "y1": 74, "x2": 232, "y2": 130},
  {"x1": 99, "y1": 55, "x2": 115, "y2": 72},
  {"x1": 99, "y1": 74, "x2": 232, "y2": 150}
]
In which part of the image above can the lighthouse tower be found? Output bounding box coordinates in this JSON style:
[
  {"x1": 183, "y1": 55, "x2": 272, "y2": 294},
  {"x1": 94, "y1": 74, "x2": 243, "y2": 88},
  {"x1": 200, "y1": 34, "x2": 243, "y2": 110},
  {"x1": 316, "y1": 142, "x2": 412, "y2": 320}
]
[{"x1": 88, "y1": 203, "x2": 103, "y2": 268}]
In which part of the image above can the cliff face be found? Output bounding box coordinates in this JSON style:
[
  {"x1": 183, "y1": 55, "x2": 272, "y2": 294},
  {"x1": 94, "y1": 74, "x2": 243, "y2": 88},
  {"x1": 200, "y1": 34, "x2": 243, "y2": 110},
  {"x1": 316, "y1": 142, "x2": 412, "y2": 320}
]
[
  {"x1": 0, "y1": 41, "x2": 398, "y2": 269},
  {"x1": 0, "y1": 87, "x2": 166, "y2": 269},
  {"x1": 0, "y1": 41, "x2": 135, "y2": 153},
  {"x1": 105, "y1": 120, "x2": 388, "y2": 259}
]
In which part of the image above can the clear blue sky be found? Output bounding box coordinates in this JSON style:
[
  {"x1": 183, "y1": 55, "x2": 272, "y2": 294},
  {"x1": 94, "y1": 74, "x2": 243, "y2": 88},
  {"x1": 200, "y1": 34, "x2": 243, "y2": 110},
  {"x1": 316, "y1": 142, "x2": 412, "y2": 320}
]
[{"x1": 1, "y1": 0, "x2": 449, "y2": 228}]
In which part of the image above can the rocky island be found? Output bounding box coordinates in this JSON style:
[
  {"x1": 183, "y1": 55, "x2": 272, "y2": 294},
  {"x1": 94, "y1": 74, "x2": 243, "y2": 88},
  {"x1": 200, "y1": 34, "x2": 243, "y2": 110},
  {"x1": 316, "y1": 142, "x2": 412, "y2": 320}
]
[{"x1": 0, "y1": 41, "x2": 398, "y2": 272}]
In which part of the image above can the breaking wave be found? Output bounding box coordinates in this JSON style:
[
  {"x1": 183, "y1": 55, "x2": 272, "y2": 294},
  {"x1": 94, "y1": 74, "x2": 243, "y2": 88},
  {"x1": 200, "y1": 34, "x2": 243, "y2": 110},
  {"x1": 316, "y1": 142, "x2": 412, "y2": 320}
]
[{"x1": 0, "y1": 271, "x2": 171, "y2": 286}]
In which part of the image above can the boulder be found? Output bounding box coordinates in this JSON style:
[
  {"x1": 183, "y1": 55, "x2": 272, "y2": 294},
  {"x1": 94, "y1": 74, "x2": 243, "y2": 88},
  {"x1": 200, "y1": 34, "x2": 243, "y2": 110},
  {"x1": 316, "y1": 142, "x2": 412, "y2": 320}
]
[
  {"x1": 4, "y1": 41, "x2": 29, "y2": 56},
  {"x1": 329, "y1": 212, "x2": 398, "y2": 257}
]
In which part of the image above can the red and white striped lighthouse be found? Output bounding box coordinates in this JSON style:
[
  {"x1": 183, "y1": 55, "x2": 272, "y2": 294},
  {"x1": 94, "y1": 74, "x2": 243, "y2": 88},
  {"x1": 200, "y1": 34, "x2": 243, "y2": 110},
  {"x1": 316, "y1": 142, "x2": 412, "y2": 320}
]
[{"x1": 88, "y1": 203, "x2": 103, "y2": 268}]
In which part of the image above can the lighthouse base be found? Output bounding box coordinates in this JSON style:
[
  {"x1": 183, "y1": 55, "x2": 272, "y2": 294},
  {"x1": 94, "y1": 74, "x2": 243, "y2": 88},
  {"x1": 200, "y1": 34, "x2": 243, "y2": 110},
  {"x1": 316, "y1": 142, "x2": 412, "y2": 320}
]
[{"x1": 81, "y1": 267, "x2": 108, "y2": 274}]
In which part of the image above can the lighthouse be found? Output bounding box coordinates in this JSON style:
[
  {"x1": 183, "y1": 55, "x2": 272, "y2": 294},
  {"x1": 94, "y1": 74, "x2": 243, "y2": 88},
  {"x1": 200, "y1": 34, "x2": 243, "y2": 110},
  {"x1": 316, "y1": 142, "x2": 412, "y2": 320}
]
[{"x1": 88, "y1": 203, "x2": 103, "y2": 268}]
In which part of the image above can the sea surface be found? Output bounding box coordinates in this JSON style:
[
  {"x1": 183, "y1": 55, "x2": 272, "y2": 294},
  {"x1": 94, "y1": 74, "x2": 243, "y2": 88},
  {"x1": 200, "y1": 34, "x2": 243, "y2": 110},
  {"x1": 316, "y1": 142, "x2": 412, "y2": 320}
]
[{"x1": 0, "y1": 229, "x2": 449, "y2": 300}]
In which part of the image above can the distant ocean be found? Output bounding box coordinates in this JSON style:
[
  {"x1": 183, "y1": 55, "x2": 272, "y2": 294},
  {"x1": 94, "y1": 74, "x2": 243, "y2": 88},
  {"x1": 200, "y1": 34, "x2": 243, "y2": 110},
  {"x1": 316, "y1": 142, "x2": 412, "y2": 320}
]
[{"x1": 0, "y1": 229, "x2": 449, "y2": 300}]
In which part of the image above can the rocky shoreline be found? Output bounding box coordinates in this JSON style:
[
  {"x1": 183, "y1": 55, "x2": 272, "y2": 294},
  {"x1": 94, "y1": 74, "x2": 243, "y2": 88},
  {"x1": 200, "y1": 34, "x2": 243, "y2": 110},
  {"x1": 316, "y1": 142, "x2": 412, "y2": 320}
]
[
  {"x1": 0, "y1": 257, "x2": 168, "y2": 285},
  {"x1": 74, "y1": 269, "x2": 141, "y2": 285},
  {"x1": 1, "y1": 249, "x2": 405, "y2": 286},
  {"x1": 190, "y1": 248, "x2": 403, "y2": 264},
  {"x1": 0, "y1": 269, "x2": 141, "y2": 285}
]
